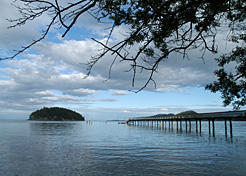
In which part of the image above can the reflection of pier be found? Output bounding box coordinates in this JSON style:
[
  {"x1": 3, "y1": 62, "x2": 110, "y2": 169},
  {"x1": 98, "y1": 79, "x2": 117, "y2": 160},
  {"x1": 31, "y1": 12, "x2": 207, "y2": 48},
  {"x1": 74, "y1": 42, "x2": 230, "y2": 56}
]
[{"x1": 127, "y1": 110, "x2": 246, "y2": 138}]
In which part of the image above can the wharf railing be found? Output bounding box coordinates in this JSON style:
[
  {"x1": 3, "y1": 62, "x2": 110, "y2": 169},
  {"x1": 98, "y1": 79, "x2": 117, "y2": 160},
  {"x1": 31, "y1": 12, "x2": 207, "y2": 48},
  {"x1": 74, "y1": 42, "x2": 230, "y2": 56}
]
[{"x1": 126, "y1": 110, "x2": 246, "y2": 138}]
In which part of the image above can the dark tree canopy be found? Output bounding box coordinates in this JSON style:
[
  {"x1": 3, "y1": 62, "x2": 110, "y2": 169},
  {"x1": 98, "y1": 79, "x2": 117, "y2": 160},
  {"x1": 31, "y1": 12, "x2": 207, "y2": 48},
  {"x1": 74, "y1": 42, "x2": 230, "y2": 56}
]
[
  {"x1": 1, "y1": 0, "x2": 246, "y2": 108},
  {"x1": 29, "y1": 107, "x2": 85, "y2": 121},
  {"x1": 206, "y1": 38, "x2": 246, "y2": 109}
]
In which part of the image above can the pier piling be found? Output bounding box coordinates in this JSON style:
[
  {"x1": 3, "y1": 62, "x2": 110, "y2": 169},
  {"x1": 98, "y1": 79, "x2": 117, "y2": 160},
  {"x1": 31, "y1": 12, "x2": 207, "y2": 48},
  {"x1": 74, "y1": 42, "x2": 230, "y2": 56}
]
[
  {"x1": 189, "y1": 120, "x2": 191, "y2": 132},
  {"x1": 229, "y1": 118, "x2": 233, "y2": 138},
  {"x1": 126, "y1": 110, "x2": 243, "y2": 138},
  {"x1": 171, "y1": 120, "x2": 173, "y2": 131},
  {"x1": 225, "y1": 119, "x2": 227, "y2": 137},
  {"x1": 185, "y1": 120, "x2": 187, "y2": 133},
  {"x1": 199, "y1": 119, "x2": 202, "y2": 134},
  {"x1": 196, "y1": 120, "x2": 198, "y2": 134},
  {"x1": 212, "y1": 119, "x2": 215, "y2": 137}
]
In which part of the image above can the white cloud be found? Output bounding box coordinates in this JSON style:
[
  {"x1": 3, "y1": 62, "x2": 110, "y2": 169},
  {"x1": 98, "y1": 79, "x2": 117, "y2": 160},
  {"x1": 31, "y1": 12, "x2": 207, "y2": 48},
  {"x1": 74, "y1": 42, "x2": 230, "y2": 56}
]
[
  {"x1": 120, "y1": 110, "x2": 130, "y2": 113},
  {"x1": 112, "y1": 90, "x2": 129, "y2": 96},
  {"x1": 63, "y1": 88, "x2": 97, "y2": 97},
  {"x1": 1, "y1": 0, "x2": 240, "y2": 119},
  {"x1": 0, "y1": 0, "x2": 50, "y2": 52},
  {"x1": 34, "y1": 38, "x2": 219, "y2": 90},
  {"x1": 0, "y1": 54, "x2": 116, "y2": 113},
  {"x1": 0, "y1": 0, "x2": 222, "y2": 93},
  {"x1": 0, "y1": 35, "x2": 221, "y2": 114},
  {"x1": 160, "y1": 108, "x2": 169, "y2": 111}
]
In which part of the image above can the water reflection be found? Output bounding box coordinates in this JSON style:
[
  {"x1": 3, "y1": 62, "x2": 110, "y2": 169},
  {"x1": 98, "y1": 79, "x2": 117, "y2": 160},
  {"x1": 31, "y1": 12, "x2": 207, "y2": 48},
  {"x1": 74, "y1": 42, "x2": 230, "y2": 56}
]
[
  {"x1": 29, "y1": 121, "x2": 82, "y2": 136},
  {"x1": 128, "y1": 121, "x2": 237, "y2": 144},
  {"x1": 1, "y1": 120, "x2": 246, "y2": 176}
]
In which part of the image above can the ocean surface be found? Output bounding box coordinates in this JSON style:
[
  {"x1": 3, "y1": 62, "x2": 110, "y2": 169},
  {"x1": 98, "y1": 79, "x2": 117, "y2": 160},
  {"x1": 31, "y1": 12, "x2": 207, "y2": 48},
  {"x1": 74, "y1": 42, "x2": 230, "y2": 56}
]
[{"x1": 0, "y1": 119, "x2": 246, "y2": 176}]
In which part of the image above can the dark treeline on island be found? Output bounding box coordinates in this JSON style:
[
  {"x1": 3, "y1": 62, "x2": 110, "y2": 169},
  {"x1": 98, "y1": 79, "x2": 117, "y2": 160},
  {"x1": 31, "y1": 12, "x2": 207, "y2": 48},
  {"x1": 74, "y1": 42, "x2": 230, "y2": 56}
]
[{"x1": 29, "y1": 107, "x2": 84, "y2": 121}]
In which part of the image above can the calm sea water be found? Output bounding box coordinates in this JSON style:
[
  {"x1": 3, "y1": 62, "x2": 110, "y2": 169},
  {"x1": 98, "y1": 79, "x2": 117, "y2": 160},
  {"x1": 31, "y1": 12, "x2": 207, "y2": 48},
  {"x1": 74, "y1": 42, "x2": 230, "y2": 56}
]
[{"x1": 0, "y1": 119, "x2": 246, "y2": 176}]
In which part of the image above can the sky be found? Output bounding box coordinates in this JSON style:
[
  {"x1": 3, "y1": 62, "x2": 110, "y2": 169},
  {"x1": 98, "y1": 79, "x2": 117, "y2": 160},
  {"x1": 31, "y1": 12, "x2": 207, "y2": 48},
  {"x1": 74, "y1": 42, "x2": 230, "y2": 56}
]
[{"x1": 0, "y1": 0, "x2": 244, "y2": 120}]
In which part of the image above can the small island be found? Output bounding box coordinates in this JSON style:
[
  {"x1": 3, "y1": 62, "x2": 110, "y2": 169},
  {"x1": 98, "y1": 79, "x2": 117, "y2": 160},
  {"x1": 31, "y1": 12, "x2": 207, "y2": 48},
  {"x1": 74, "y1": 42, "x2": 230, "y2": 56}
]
[{"x1": 29, "y1": 107, "x2": 85, "y2": 121}]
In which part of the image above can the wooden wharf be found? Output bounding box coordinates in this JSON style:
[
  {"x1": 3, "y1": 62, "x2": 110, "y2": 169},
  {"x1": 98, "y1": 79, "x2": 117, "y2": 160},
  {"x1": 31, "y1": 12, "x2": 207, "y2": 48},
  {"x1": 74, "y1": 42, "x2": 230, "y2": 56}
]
[{"x1": 126, "y1": 110, "x2": 246, "y2": 138}]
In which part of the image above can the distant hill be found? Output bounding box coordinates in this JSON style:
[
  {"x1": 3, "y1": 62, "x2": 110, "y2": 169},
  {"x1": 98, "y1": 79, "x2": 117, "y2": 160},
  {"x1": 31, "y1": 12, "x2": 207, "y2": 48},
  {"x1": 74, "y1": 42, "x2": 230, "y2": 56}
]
[
  {"x1": 132, "y1": 113, "x2": 175, "y2": 119},
  {"x1": 149, "y1": 113, "x2": 175, "y2": 118},
  {"x1": 29, "y1": 107, "x2": 84, "y2": 121},
  {"x1": 176, "y1": 110, "x2": 200, "y2": 117}
]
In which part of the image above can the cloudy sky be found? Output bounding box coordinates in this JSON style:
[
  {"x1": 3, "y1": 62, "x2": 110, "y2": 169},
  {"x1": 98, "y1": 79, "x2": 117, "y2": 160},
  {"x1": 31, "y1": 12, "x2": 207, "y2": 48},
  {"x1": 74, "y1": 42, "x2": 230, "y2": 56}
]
[{"x1": 0, "y1": 0, "x2": 243, "y2": 120}]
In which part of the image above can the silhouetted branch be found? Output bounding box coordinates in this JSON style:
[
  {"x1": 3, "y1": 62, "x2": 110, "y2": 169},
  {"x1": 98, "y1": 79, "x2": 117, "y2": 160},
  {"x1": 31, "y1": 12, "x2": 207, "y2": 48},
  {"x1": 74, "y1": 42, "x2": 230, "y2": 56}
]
[
  {"x1": 1, "y1": 0, "x2": 245, "y2": 101},
  {"x1": 1, "y1": 0, "x2": 97, "y2": 60}
]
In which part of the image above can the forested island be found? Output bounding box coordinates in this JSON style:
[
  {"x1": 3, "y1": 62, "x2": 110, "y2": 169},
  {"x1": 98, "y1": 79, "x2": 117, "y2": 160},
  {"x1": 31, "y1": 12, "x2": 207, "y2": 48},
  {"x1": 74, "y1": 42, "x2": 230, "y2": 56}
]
[{"x1": 29, "y1": 107, "x2": 84, "y2": 121}]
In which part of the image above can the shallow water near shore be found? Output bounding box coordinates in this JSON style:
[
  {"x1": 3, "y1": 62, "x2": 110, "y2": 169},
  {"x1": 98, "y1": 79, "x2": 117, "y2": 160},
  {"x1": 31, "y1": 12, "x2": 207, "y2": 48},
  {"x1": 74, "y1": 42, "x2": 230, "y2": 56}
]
[{"x1": 1, "y1": 119, "x2": 246, "y2": 176}]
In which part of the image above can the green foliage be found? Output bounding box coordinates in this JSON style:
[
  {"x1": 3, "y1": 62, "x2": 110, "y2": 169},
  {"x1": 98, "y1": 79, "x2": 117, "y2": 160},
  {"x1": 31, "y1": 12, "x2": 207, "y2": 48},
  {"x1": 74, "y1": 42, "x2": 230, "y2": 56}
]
[
  {"x1": 93, "y1": 0, "x2": 246, "y2": 94},
  {"x1": 29, "y1": 107, "x2": 84, "y2": 121},
  {"x1": 206, "y1": 36, "x2": 246, "y2": 109},
  {"x1": 97, "y1": 0, "x2": 246, "y2": 107}
]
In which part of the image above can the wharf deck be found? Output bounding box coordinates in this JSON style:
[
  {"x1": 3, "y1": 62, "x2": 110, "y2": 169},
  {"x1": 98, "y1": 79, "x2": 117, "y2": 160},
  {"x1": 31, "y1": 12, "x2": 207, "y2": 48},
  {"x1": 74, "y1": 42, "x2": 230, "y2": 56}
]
[
  {"x1": 126, "y1": 110, "x2": 246, "y2": 138},
  {"x1": 127, "y1": 110, "x2": 246, "y2": 122}
]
